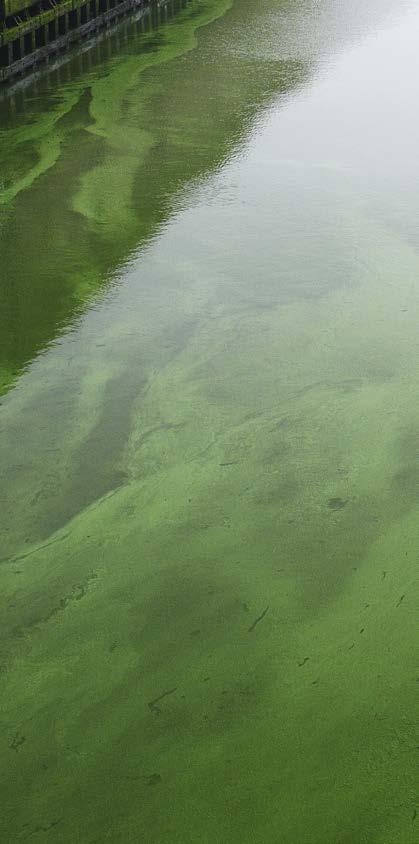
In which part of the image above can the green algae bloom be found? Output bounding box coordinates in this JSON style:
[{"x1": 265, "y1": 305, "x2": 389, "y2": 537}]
[{"x1": 0, "y1": 0, "x2": 417, "y2": 841}]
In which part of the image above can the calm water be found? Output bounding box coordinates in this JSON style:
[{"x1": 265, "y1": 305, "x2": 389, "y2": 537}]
[{"x1": 0, "y1": 0, "x2": 418, "y2": 841}]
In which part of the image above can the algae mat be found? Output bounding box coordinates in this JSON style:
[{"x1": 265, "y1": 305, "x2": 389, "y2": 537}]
[{"x1": 0, "y1": 0, "x2": 418, "y2": 841}]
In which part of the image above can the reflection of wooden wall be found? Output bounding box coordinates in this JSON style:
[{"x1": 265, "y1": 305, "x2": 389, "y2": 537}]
[{"x1": 0, "y1": 0, "x2": 173, "y2": 83}]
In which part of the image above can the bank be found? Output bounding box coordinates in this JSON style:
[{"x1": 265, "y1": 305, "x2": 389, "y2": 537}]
[{"x1": 0, "y1": 0, "x2": 172, "y2": 82}]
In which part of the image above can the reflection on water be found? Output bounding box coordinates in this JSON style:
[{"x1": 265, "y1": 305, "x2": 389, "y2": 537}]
[
  {"x1": 0, "y1": 0, "x2": 418, "y2": 842},
  {"x1": 0, "y1": 0, "x2": 305, "y2": 397}
]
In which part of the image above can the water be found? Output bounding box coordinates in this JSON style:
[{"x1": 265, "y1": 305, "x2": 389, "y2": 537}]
[{"x1": 0, "y1": 0, "x2": 418, "y2": 840}]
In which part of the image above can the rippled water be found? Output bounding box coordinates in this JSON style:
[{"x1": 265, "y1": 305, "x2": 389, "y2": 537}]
[{"x1": 0, "y1": 1, "x2": 418, "y2": 841}]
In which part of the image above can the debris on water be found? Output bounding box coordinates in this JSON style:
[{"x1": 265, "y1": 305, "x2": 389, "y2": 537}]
[
  {"x1": 148, "y1": 688, "x2": 177, "y2": 715},
  {"x1": 248, "y1": 605, "x2": 269, "y2": 633},
  {"x1": 327, "y1": 497, "x2": 347, "y2": 510},
  {"x1": 147, "y1": 773, "x2": 162, "y2": 786}
]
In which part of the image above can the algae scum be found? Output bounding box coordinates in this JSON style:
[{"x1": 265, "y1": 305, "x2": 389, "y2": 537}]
[{"x1": 0, "y1": 0, "x2": 418, "y2": 841}]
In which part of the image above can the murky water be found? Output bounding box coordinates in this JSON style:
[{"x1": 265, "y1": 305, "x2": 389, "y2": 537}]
[{"x1": 0, "y1": 0, "x2": 418, "y2": 840}]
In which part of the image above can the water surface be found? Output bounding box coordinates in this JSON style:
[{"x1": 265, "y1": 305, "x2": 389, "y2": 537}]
[{"x1": 0, "y1": 0, "x2": 418, "y2": 841}]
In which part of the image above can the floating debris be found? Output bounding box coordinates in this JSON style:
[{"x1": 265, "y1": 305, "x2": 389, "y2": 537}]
[
  {"x1": 327, "y1": 497, "x2": 347, "y2": 510},
  {"x1": 148, "y1": 688, "x2": 177, "y2": 716},
  {"x1": 248, "y1": 606, "x2": 269, "y2": 633},
  {"x1": 147, "y1": 773, "x2": 162, "y2": 786}
]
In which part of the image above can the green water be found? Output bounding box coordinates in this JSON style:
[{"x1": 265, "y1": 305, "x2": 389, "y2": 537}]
[{"x1": 0, "y1": 0, "x2": 418, "y2": 840}]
